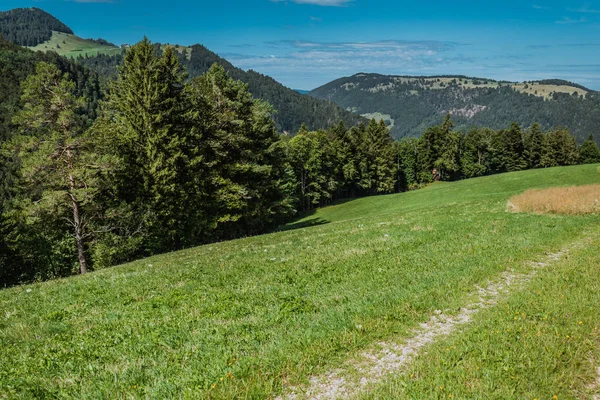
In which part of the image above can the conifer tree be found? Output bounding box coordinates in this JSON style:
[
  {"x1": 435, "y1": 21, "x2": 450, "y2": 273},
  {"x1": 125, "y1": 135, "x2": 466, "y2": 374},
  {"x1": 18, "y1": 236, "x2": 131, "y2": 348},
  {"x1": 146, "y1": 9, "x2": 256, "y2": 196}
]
[
  {"x1": 524, "y1": 123, "x2": 544, "y2": 169},
  {"x1": 541, "y1": 128, "x2": 579, "y2": 167},
  {"x1": 9, "y1": 62, "x2": 100, "y2": 274},
  {"x1": 490, "y1": 122, "x2": 526, "y2": 173},
  {"x1": 395, "y1": 138, "x2": 419, "y2": 191},
  {"x1": 101, "y1": 39, "x2": 190, "y2": 251},
  {"x1": 460, "y1": 128, "x2": 491, "y2": 178},
  {"x1": 578, "y1": 135, "x2": 600, "y2": 164},
  {"x1": 186, "y1": 64, "x2": 291, "y2": 236}
]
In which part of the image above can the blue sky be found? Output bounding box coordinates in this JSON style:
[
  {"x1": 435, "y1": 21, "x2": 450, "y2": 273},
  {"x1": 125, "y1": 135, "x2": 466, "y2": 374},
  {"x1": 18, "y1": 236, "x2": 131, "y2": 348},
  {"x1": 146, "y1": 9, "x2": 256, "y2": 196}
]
[{"x1": 4, "y1": 0, "x2": 600, "y2": 89}]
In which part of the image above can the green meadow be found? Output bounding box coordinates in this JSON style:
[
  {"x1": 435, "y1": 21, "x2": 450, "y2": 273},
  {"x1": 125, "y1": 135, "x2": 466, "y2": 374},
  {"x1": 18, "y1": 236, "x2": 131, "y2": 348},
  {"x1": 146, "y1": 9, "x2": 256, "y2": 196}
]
[
  {"x1": 1, "y1": 164, "x2": 599, "y2": 399},
  {"x1": 29, "y1": 31, "x2": 122, "y2": 58}
]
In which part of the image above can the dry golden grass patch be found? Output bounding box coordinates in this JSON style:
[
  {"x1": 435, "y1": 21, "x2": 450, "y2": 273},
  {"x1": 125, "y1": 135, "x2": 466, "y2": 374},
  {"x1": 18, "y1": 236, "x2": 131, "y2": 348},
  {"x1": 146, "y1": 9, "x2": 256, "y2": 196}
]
[{"x1": 508, "y1": 185, "x2": 600, "y2": 215}]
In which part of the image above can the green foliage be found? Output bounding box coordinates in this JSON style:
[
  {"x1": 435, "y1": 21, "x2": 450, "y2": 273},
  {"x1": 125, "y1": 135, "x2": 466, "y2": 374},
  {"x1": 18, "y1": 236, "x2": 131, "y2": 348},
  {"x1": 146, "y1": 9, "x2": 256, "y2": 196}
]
[
  {"x1": 354, "y1": 119, "x2": 396, "y2": 194},
  {"x1": 100, "y1": 39, "x2": 195, "y2": 252},
  {"x1": 186, "y1": 64, "x2": 293, "y2": 238},
  {"x1": 541, "y1": 127, "x2": 579, "y2": 167},
  {"x1": 6, "y1": 62, "x2": 106, "y2": 275},
  {"x1": 284, "y1": 129, "x2": 337, "y2": 210},
  {"x1": 493, "y1": 122, "x2": 527, "y2": 172},
  {"x1": 524, "y1": 122, "x2": 544, "y2": 168},
  {"x1": 460, "y1": 127, "x2": 491, "y2": 178},
  {"x1": 579, "y1": 134, "x2": 600, "y2": 164}
]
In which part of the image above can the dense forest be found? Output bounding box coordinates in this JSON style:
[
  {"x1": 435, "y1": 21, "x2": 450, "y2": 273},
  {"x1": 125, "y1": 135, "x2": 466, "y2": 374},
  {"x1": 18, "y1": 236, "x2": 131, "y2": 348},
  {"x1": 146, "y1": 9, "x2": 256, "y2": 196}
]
[
  {"x1": 1, "y1": 38, "x2": 599, "y2": 287},
  {"x1": 0, "y1": 8, "x2": 73, "y2": 47},
  {"x1": 309, "y1": 73, "x2": 600, "y2": 143}
]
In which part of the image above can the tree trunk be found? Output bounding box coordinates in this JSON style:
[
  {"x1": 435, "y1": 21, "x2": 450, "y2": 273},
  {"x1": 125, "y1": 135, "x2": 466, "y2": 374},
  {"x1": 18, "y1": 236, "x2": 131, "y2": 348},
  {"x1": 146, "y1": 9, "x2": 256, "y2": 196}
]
[
  {"x1": 67, "y1": 148, "x2": 88, "y2": 275},
  {"x1": 69, "y1": 182, "x2": 88, "y2": 274}
]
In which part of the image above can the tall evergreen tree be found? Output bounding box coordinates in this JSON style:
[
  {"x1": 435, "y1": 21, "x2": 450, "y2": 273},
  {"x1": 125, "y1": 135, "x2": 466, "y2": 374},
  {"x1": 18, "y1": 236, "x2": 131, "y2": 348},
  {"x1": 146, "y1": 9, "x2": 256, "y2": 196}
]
[
  {"x1": 460, "y1": 128, "x2": 491, "y2": 178},
  {"x1": 524, "y1": 123, "x2": 544, "y2": 169},
  {"x1": 395, "y1": 137, "x2": 419, "y2": 191},
  {"x1": 490, "y1": 122, "x2": 526, "y2": 173},
  {"x1": 186, "y1": 64, "x2": 292, "y2": 236},
  {"x1": 541, "y1": 128, "x2": 579, "y2": 167},
  {"x1": 8, "y1": 62, "x2": 101, "y2": 274},
  {"x1": 578, "y1": 135, "x2": 600, "y2": 164},
  {"x1": 100, "y1": 39, "x2": 190, "y2": 251}
]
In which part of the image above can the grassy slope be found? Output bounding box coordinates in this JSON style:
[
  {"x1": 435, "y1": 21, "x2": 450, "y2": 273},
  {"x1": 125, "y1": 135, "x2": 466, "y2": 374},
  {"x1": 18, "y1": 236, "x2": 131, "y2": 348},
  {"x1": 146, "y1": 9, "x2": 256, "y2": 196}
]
[
  {"x1": 1, "y1": 165, "x2": 599, "y2": 398},
  {"x1": 29, "y1": 31, "x2": 122, "y2": 58},
  {"x1": 361, "y1": 227, "x2": 600, "y2": 400}
]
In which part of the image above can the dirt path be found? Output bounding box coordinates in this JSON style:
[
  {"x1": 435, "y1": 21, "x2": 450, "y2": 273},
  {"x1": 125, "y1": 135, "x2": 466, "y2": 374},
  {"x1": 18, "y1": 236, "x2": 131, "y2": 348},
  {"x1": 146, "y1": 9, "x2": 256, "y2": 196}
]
[
  {"x1": 590, "y1": 367, "x2": 600, "y2": 400},
  {"x1": 277, "y1": 245, "x2": 576, "y2": 400}
]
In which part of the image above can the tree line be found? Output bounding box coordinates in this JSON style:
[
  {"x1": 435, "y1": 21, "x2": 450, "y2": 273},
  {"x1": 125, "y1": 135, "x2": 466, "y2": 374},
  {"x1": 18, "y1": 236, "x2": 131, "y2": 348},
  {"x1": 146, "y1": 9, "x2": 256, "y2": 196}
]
[{"x1": 1, "y1": 38, "x2": 600, "y2": 287}]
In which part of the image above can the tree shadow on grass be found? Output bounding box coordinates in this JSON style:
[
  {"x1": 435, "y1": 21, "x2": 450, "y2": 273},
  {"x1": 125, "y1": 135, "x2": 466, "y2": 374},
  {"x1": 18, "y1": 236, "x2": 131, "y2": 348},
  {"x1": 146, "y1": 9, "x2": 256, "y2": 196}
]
[
  {"x1": 274, "y1": 198, "x2": 359, "y2": 233},
  {"x1": 274, "y1": 208, "x2": 329, "y2": 233}
]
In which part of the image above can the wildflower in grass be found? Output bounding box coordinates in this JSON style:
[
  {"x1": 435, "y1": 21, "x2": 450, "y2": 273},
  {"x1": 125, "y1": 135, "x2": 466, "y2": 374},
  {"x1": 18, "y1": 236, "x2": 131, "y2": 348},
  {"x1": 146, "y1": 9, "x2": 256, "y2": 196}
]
[
  {"x1": 552, "y1": 396, "x2": 558, "y2": 399},
  {"x1": 212, "y1": 384, "x2": 216, "y2": 389}
]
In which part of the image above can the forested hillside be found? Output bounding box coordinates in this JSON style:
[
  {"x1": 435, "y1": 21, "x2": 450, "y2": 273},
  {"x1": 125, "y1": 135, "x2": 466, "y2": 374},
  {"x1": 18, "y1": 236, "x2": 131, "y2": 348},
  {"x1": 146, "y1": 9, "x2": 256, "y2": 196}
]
[
  {"x1": 309, "y1": 73, "x2": 600, "y2": 143},
  {"x1": 0, "y1": 8, "x2": 73, "y2": 46},
  {"x1": 77, "y1": 44, "x2": 363, "y2": 133}
]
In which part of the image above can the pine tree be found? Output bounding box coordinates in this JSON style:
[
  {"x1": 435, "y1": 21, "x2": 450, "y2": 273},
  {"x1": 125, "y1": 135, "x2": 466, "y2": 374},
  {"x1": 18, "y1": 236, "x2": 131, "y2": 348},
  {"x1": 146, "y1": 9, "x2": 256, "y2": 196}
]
[
  {"x1": 541, "y1": 128, "x2": 579, "y2": 167},
  {"x1": 9, "y1": 62, "x2": 101, "y2": 274},
  {"x1": 579, "y1": 135, "x2": 600, "y2": 164},
  {"x1": 186, "y1": 64, "x2": 291, "y2": 236},
  {"x1": 285, "y1": 130, "x2": 333, "y2": 211},
  {"x1": 490, "y1": 122, "x2": 526, "y2": 173},
  {"x1": 101, "y1": 38, "x2": 190, "y2": 251},
  {"x1": 524, "y1": 123, "x2": 544, "y2": 169},
  {"x1": 418, "y1": 114, "x2": 459, "y2": 181},
  {"x1": 460, "y1": 128, "x2": 491, "y2": 178},
  {"x1": 395, "y1": 138, "x2": 419, "y2": 191}
]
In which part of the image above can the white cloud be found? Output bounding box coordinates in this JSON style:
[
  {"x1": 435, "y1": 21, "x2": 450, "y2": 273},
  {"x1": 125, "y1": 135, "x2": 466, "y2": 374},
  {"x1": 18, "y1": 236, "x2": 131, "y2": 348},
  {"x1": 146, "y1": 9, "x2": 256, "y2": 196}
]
[
  {"x1": 272, "y1": 0, "x2": 353, "y2": 6},
  {"x1": 568, "y1": 5, "x2": 600, "y2": 13},
  {"x1": 555, "y1": 16, "x2": 587, "y2": 24},
  {"x1": 224, "y1": 40, "x2": 458, "y2": 78}
]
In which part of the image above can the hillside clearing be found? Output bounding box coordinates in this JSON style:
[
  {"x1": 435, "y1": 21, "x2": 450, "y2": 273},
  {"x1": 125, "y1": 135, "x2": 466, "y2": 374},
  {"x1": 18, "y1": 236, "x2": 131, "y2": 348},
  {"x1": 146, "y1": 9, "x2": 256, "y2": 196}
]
[
  {"x1": 1, "y1": 165, "x2": 599, "y2": 398},
  {"x1": 28, "y1": 31, "x2": 122, "y2": 58}
]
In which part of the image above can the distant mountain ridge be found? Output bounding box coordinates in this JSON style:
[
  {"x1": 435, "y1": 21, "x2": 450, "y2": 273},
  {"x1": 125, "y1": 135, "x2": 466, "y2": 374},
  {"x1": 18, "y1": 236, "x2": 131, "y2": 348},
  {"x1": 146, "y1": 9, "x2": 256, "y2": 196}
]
[{"x1": 309, "y1": 73, "x2": 600, "y2": 142}]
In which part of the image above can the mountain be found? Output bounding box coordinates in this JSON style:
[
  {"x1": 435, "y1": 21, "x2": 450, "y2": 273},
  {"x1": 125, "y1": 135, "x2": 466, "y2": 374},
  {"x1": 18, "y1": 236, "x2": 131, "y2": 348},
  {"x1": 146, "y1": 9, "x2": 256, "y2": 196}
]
[
  {"x1": 309, "y1": 73, "x2": 600, "y2": 142},
  {"x1": 0, "y1": 7, "x2": 73, "y2": 47},
  {"x1": 0, "y1": 7, "x2": 362, "y2": 134},
  {"x1": 0, "y1": 8, "x2": 120, "y2": 57}
]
